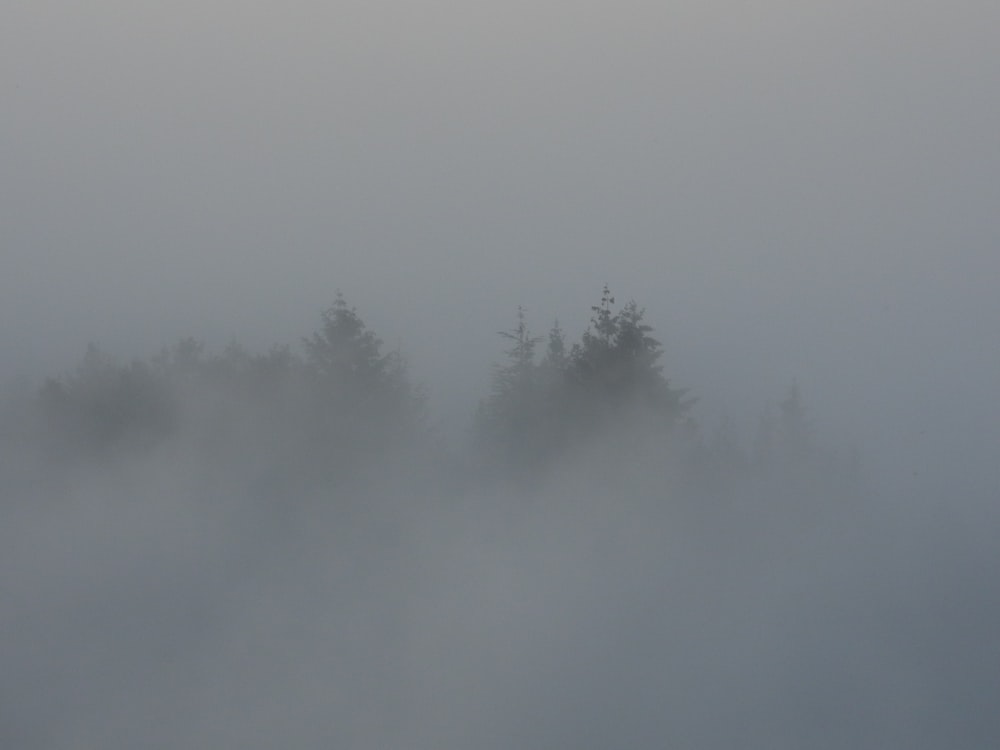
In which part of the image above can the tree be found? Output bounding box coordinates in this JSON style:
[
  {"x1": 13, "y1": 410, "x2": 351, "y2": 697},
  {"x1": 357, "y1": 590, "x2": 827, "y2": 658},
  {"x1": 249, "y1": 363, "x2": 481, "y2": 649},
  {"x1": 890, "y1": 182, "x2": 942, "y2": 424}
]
[
  {"x1": 568, "y1": 285, "x2": 690, "y2": 429},
  {"x1": 491, "y1": 306, "x2": 541, "y2": 403},
  {"x1": 541, "y1": 319, "x2": 568, "y2": 375},
  {"x1": 475, "y1": 288, "x2": 693, "y2": 480},
  {"x1": 303, "y1": 293, "x2": 390, "y2": 395},
  {"x1": 300, "y1": 294, "x2": 424, "y2": 463},
  {"x1": 475, "y1": 306, "x2": 547, "y2": 473}
]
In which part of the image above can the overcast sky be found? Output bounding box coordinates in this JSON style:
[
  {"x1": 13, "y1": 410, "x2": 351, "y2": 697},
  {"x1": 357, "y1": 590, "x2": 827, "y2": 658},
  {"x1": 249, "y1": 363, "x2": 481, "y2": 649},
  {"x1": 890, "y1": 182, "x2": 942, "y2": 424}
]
[{"x1": 3, "y1": 0, "x2": 999, "y2": 481}]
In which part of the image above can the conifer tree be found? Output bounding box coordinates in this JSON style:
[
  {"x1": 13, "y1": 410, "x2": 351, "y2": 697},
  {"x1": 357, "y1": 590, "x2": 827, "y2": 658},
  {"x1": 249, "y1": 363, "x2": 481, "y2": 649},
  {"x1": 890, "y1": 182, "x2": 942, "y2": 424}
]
[{"x1": 569, "y1": 285, "x2": 690, "y2": 428}]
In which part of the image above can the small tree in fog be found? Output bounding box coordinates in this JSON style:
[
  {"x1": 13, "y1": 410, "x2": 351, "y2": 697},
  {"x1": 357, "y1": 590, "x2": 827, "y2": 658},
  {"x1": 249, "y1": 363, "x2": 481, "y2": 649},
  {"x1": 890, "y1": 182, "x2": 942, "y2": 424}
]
[
  {"x1": 492, "y1": 306, "x2": 541, "y2": 401},
  {"x1": 541, "y1": 319, "x2": 568, "y2": 376},
  {"x1": 475, "y1": 306, "x2": 547, "y2": 472}
]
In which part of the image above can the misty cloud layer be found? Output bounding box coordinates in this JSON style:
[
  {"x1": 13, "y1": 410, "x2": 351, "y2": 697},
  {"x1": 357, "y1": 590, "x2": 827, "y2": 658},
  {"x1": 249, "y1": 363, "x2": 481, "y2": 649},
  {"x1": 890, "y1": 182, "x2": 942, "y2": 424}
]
[
  {"x1": 3, "y1": 1, "x2": 1000, "y2": 747},
  {"x1": 4, "y1": 439, "x2": 999, "y2": 748},
  {"x1": 2, "y1": 292, "x2": 999, "y2": 748}
]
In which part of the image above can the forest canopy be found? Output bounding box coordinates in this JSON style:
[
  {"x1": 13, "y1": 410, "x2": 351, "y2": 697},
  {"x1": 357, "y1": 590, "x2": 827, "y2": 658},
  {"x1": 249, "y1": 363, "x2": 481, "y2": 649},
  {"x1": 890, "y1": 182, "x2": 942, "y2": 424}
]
[{"x1": 7, "y1": 286, "x2": 853, "y2": 495}]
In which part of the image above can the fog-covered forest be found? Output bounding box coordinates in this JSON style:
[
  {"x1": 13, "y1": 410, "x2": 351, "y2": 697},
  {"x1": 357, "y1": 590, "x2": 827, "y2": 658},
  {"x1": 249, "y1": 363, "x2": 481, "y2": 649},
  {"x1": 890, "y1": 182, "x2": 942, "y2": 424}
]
[
  {"x1": 5, "y1": 0, "x2": 1000, "y2": 746},
  {"x1": 5, "y1": 287, "x2": 853, "y2": 500},
  {"x1": 3, "y1": 287, "x2": 997, "y2": 748}
]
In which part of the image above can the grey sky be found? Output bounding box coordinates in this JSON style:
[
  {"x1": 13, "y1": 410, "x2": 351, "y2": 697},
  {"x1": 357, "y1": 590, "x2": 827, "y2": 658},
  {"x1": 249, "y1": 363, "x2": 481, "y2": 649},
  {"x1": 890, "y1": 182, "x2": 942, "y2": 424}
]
[{"x1": 3, "y1": 1, "x2": 999, "y2": 468}]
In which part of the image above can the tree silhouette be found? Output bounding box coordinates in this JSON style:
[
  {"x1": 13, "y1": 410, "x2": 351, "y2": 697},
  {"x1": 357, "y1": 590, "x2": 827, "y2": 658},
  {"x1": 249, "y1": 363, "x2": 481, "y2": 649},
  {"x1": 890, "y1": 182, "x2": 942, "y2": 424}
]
[
  {"x1": 476, "y1": 287, "x2": 693, "y2": 479},
  {"x1": 568, "y1": 286, "x2": 691, "y2": 430}
]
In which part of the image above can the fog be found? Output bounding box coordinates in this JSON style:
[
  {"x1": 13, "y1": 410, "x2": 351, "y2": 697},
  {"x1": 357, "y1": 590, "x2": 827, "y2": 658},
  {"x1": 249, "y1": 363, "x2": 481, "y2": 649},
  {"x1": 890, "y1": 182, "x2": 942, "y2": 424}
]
[{"x1": 3, "y1": 1, "x2": 1000, "y2": 747}]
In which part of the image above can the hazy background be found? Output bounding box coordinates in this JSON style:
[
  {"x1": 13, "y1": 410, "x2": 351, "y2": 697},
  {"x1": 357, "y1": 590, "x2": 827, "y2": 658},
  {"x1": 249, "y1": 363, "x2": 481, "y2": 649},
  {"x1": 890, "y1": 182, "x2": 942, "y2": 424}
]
[
  {"x1": 5, "y1": 1, "x2": 999, "y2": 456},
  {"x1": 3, "y1": 1, "x2": 1000, "y2": 747}
]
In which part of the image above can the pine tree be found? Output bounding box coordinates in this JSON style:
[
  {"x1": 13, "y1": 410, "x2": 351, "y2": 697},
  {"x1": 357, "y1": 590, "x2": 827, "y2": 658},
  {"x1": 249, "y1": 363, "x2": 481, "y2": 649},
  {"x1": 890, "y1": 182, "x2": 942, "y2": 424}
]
[
  {"x1": 475, "y1": 306, "x2": 547, "y2": 473},
  {"x1": 303, "y1": 293, "x2": 389, "y2": 394},
  {"x1": 299, "y1": 294, "x2": 424, "y2": 473},
  {"x1": 569, "y1": 286, "x2": 690, "y2": 428}
]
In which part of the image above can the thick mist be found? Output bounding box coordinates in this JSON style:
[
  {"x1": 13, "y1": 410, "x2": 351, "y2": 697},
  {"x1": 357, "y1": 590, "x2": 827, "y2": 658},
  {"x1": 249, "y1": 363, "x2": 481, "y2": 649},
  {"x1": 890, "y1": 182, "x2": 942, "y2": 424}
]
[
  {"x1": 2, "y1": 293, "x2": 998, "y2": 748},
  {"x1": 4, "y1": 0, "x2": 1000, "y2": 747}
]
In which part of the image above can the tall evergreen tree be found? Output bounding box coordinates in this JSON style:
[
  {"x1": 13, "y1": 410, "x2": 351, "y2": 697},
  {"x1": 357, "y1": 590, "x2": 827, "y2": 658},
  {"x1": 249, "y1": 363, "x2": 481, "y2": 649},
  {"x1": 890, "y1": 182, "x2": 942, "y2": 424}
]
[{"x1": 569, "y1": 286, "x2": 690, "y2": 428}]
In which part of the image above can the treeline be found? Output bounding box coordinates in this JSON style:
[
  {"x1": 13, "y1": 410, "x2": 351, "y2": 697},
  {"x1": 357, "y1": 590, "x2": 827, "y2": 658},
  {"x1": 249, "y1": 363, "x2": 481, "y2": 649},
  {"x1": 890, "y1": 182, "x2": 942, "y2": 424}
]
[
  {"x1": 23, "y1": 294, "x2": 426, "y2": 494},
  {"x1": 8, "y1": 287, "x2": 858, "y2": 496}
]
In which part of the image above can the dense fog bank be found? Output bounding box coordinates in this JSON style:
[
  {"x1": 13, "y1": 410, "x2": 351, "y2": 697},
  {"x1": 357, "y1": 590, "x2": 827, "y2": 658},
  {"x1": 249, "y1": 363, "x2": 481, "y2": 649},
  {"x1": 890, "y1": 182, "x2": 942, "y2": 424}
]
[
  {"x1": 2, "y1": 294, "x2": 997, "y2": 748},
  {"x1": 6, "y1": 0, "x2": 999, "y2": 741}
]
